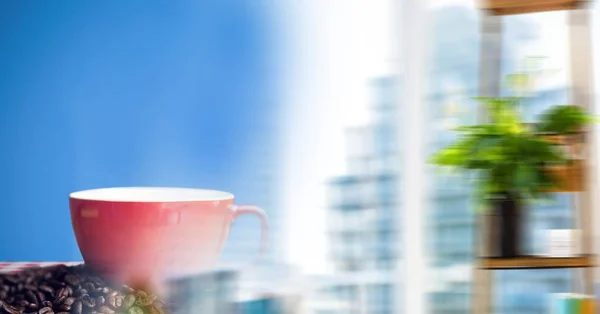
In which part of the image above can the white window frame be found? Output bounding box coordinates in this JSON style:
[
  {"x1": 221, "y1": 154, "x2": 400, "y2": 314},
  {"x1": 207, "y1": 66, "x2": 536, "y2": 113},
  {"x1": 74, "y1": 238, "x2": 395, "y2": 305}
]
[{"x1": 395, "y1": 0, "x2": 429, "y2": 314}]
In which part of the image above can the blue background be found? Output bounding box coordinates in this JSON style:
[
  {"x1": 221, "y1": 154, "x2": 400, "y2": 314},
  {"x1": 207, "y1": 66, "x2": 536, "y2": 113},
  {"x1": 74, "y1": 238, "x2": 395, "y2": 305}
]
[{"x1": 0, "y1": 1, "x2": 279, "y2": 261}]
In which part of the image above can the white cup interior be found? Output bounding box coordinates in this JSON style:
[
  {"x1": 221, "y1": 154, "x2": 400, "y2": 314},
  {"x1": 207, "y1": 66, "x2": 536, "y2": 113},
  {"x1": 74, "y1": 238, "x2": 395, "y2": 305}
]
[{"x1": 69, "y1": 187, "x2": 234, "y2": 202}]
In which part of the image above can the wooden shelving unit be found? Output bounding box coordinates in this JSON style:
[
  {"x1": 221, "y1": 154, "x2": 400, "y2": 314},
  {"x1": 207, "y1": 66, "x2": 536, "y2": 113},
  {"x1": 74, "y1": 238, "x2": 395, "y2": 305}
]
[
  {"x1": 479, "y1": 255, "x2": 596, "y2": 270},
  {"x1": 478, "y1": 0, "x2": 588, "y2": 15},
  {"x1": 472, "y1": 2, "x2": 597, "y2": 313}
]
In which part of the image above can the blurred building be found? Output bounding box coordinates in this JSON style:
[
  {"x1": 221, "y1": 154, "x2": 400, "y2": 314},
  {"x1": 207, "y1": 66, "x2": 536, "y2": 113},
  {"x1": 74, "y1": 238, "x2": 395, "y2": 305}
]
[
  {"x1": 325, "y1": 76, "x2": 399, "y2": 314},
  {"x1": 324, "y1": 70, "x2": 574, "y2": 314}
]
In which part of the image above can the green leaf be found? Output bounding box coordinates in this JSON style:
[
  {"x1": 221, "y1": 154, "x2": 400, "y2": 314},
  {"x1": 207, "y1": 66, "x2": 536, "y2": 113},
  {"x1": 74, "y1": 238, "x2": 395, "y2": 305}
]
[
  {"x1": 429, "y1": 145, "x2": 468, "y2": 167},
  {"x1": 430, "y1": 69, "x2": 592, "y2": 209},
  {"x1": 514, "y1": 164, "x2": 535, "y2": 191},
  {"x1": 506, "y1": 73, "x2": 531, "y2": 93},
  {"x1": 537, "y1": 105, "x2": 597, "y2": 134}
]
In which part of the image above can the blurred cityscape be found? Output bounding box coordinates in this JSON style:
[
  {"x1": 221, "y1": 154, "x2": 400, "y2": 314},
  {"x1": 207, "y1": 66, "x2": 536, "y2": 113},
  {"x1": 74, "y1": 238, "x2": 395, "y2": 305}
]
[
  {"x1": 176, "y1": 74, "x2": 578, "y2": 313},
  {"x1": 323, "y1": 76, "x2": 399, "y2": 314},
  {"x1": 182, "y1": 5, "x2": 593, "y2": 314}
]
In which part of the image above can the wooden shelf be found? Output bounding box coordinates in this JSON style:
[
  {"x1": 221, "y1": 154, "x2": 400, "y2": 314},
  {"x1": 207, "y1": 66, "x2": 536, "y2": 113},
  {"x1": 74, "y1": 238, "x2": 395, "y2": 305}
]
[
  {"x1": 478, "y1": 255, "x2": 596, "y2": 270},
  {"x1": 479, "y1": 0, "x2": 587, "y2": 16},
  {"x1": 473, "y1": 4, "x2": 596, "y2": 314},
  {"x1": 546, "y1": 160, "x2": 584, "y2": 192}
]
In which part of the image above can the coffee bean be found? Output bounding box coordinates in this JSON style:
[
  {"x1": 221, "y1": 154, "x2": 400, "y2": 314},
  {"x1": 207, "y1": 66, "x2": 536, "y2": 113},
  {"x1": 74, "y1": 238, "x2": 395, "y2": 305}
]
[
  {"x1": 105, "y1": 296, "x2": 116, "y2": 309},
  {"x1": 57, "y1": 304, "x2": 71, "y2": 312},
  {"x1": 48, "y1": 280, "x2": 65, "y2": 289},
  {"x1": 37, "y1": 291, "x2": 46, "y2": 302},
  {"x1": 122, "y1": 286, "x2": 135, "y2": 294},
  {"x1": 26, "y1": 291, "x2": 39, "y2": 304},
  {"x1": 135, "y1": 290, "x2": 147, "y2": 298},
  {"x1": 55, "y1": 288, "x2": 69, "y2": 300},
  {"x1": 54, "y1": 296, "x2": 66, "y2": 307},
  {"x1": 149, "y1": 306, "x2": 160, "y2": 314},
  {"x1": 128, "y1": 307, "x2": 144, "y2": 314},
  {"x1": 63, "y1": 275, "x2": 77, "y2": 287},
  {"x1": 135, "y1": 296, "x2": 153, "y2": 307},
  {"x1": 81, "y1": 298, "x2": 95, "y2": 309},
  {"x1": 38, "y1": 307, "x2": 53, "y2": 314},
  {"x1": 4, "y1": 276, "x2": 18, "y2": 285},
  {"x1": 83, "y1": 283, "x2": 95, "y2": 293},
  {"x1": 70, "y1": 301, "x2": 82, "y2": 314},
  {"x1": 87, "y1": 277, "x2": 102, "y2": 286},
  {"x1": 73, "y1": 290, "x2": 87, "y2": 298},
  {"x1": 62, "y1": 297, "x2": 75, "y2": 307},
  {"x1": 91, "y1": 287, "x2": 109, "y2": 298},
  {"x1": 106, "y1": 291, "x2": 118, "y2": 298},
  {"x1": 0, "y1": 265, "x2": 167, "y2": 314},
  {"x1": 40, "y1": 285, "x2": 54, "y2": 296},
  {"x1": 2, "y1": 303, "x2": 20, "y2": 314},
  {"x1": 153, "y1": 301, "x2": 164, "y2": 309},
  {"x1": 121, "y1": 295, "x2": 135, "y2": 309},
  {"x1": 24, "y1": 284, "x2": 38, "y2": 291},
  {"x1": 96, "y1": 306, "x2": 114, "y2": 314},
  {"x1": 114, "y1": 296, "x2": 123, "y2": 308},
  {"x1": 95, "y1": 297, "x2": 104, "y2": 307},
  {"x1": 152, "y1": 305, "x2": 167, "y2": 314}
]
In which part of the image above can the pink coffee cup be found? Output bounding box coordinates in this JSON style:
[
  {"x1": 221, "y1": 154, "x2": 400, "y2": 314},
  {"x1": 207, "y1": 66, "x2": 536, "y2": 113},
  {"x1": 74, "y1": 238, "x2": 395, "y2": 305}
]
[{"x1": 69, "y1": 187, "x2": 268, "y2": 290}]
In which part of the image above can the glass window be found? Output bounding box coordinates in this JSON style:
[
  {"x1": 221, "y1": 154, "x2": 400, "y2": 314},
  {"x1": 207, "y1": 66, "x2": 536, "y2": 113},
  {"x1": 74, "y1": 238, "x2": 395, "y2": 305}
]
[
  {"x1": 425, "y1": 1, "x2": 481, "y2": 313},
  {"x1": 497, "y1": 12, "x2": 573, "y2": 314},
  {"x1": 424, "y1": 3, "x2": 577, "y2": 313}
]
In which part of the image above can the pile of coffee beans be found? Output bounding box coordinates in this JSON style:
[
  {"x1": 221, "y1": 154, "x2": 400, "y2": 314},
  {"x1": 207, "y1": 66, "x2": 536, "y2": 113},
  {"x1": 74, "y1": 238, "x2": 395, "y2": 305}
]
[{"x1": 0, "y1": 264, "x2": 168, "y2": 314}]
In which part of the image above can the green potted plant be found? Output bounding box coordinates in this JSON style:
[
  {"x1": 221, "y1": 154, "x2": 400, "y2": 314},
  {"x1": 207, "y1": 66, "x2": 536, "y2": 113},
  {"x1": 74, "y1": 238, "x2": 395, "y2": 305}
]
[{"x1": 430, "y1": 83, "x2": 595, "y2": 258}]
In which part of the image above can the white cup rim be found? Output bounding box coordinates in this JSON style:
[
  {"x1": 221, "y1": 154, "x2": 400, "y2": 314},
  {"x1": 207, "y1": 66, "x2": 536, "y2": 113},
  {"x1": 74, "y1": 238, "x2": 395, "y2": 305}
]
[{"x1": 69, "y1": 187, "x2": 234, "y2": 203}]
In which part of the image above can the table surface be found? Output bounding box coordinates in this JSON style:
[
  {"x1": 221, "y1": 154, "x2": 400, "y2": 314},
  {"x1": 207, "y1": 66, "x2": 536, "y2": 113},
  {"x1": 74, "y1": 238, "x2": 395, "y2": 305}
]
[{"x1": 0, "y1": 262, "x2": 82, "y2": 274}]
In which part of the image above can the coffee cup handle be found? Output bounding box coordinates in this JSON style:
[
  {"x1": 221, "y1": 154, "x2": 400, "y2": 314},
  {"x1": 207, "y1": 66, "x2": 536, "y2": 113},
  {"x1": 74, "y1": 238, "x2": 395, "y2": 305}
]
[{"x1": 231, "y1": 205, "x2": 269, "y2": 268}]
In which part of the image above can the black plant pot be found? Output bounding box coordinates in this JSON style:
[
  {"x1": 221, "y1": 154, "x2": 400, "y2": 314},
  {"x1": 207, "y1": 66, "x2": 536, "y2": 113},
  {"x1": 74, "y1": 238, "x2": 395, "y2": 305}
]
[{"x1": 493, "y1": 192, "x2": 522, "y2": 258}]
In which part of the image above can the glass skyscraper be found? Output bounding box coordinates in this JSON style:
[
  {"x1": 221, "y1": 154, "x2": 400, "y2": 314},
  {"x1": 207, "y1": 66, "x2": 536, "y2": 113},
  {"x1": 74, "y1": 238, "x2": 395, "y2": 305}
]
[{"x1": 325, "y1": 76, "x2": 399, "y2": 314}]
